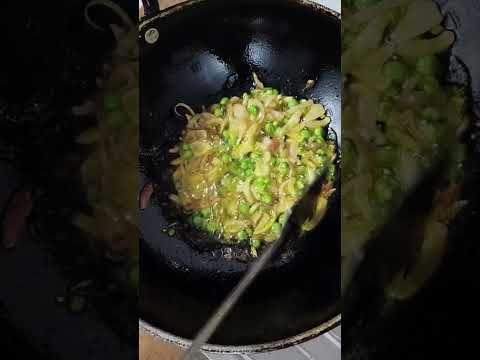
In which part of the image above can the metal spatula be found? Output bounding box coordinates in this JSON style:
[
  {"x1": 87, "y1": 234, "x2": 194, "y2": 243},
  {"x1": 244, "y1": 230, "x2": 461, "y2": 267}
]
[{"x1": 182, "y1": 173, "x2": 327, "y2": 360}]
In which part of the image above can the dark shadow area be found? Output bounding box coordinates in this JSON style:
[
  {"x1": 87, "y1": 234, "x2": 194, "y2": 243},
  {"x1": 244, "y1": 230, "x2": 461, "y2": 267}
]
[{"x1": 0, "y1": 1, "x2": 137, "y2": 359}]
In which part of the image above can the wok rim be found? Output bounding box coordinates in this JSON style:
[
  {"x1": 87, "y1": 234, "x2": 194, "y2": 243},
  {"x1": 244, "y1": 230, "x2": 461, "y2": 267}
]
[
  {"x1": 139, "y1": 314, "x2": 341, "y2": 354},
  {"x1": 139, "y1": 0, "x2": 341, "y2": 30},
  {"x1": 138, "y1": 0, "x2": 341, "y2": 352}
]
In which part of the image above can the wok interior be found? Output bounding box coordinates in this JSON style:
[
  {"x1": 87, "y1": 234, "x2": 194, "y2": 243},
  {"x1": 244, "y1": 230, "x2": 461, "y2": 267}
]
[{"x1": 139, "y1": 0, "x2": 340, "y2": 346}]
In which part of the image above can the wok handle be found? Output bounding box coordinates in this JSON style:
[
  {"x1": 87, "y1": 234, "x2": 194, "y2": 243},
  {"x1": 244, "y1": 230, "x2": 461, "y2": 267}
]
[{"x1": 142, "y1": 0, "x2": 160, "y2": 17}]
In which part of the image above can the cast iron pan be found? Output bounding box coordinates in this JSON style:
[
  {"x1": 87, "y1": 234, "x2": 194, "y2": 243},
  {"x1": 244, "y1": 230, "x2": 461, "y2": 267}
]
[
  {"x1": 343, "y1": 0, "x2": 480, "y2": 358},
  {"x1": 139, "y1": 0, "x2": 341, "y2": 351},
  {"x1": 0, "y1": 1, "x2": 137, "y2": 359}
]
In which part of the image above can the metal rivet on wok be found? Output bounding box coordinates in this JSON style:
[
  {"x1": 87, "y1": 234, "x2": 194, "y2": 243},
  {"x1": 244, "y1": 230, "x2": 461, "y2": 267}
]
[{"x1": 145, "y1": 28, "x2": 159, "y2": 44}]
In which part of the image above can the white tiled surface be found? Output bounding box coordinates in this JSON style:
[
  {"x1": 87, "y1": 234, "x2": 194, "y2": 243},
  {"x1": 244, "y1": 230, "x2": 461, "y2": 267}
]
[
  {"x1": 202, "y1": 327, "x2": 341, "y2": 360},
  {"x1": 140, "y1": 0, "x2": 341, "y2": 359},
  {"x1": 315, "y1": 0, "x2": 340, "y2": 13}
]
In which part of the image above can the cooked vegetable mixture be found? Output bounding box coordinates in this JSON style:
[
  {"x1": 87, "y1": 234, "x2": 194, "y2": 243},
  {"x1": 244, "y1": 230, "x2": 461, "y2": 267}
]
[
  {"x1": 342, "y1": 0, "x2": 468, "y2": 295},
  {"x1": 75, "y1": 1, "x2": 138, "y2": 291},
  {"x1": 171, "y1": 74, "x2": 336, "y2": 256}
]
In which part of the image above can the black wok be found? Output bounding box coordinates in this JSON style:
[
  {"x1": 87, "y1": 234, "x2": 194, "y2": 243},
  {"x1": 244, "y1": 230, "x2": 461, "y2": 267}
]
[{"x1": 138, "y1": 0, "x2": 341, "y2": 352}]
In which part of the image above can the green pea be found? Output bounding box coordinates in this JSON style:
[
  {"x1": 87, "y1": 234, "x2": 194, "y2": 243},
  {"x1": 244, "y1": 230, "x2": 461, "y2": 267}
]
[
  {"x1": 234, "y1": 169, "x2": 244, "y2": 178},
  {"x1": 104, "y1": 94, "x2": 121, "y2": 111},
  {"x1": 200, "y1": 208, "x2": 212, "y2": 218},
  {"x1": 192, "y1": 214, "x2": 204, "y2": 228},
  {"x1": 214, "y1": 106, "x2": 225, "y2": 118},
  {"x1": 374, "y1": 172, "x2": 399, "y2": 203},
  {"x1": 314, "y1": 128, "x2": 324, "y2": 137},
  {"x1": 251, "y1": 150, "x2": 262, "y2": 160},
  {"x1": 385, "y1": 84, "x2": 400, "y2": 98},
  {"x1": 223, "y1": 130, "x2": 237, "y2": 145},
  {"x1": 301, "y1": 128, "x2": 311, "y2": 141},
  {"x1": 316, "y1": 162, "x2": 326, "y2": 175},
  {"x1": 287, "y1": 99, "x2": 298, "y2": 108},
  {"x1": 279, "y1": 162, "x2": 289, "y2": 175},
  {"x1": 246, "y1": 168, "x2": 254, "y2": 177},
  {"x1": 221, "y1": 153, "x2": 232, "y2": 164},
  {"x1": 375, "y1": 180, "x2": 393, "y2": 203},
  {"x1": 265, "y1": 121, "x2": 275, "y2": 135},
  {"x1": 416, "y1": 55, "x2": 441, "y2": 76},
  {"x1": 270, "y1": 157, "x2": 278, "y2": 166},
  {"x1": 239, "y1": 202, "x2": 250, "y2": 215},
  {"x1": 230, "y1": 161, "x2": 243, "y2": 177},
  {"x1": 377, "y1": 101, "x2": 392, "y2": 122},
  {"x1": 278, "y1": 213, "x2": 287, "y2": 225},
  {"x1": 327, "y1": 164, "x2": 335, "y2": 182},
  {"x1": 254, "y1": 182, "x2": 268, "y2": 193},
  {"x1": 182, "y1": 143, "x2": 192, "y2": 151},
  {"x1": 316, "y1": 153, "x2": 327, "y2": 164},
  {"x1": 383, "y1": 61, "x2": 409, "y2": 83},
  {"x1": 419, "y1": 119, "x2": 437, "y2": 144},
  {"x1": 240, "y1": 159, "x2": 251, "y2": 170},
  {"x1": 272, "y1": 89, "x2": 279, "y2": 96},
  {"x1": 420, "y1": 76, "x2": 440, "y2": 94},
  {"x1": 220, "y1": 97, "x2": 229, "y2": 105},
  {"x1": 271, "y1": 222, "x2": 281, "y2": 234},
  {"x1": 183, "y1": 149, "x2": 193, "y2": 160},
  {"x1": 237, "y1": 230, "x2": 248, "y2": 241},
  {"x1": 255, "y1": 176, "x2": 269, "y2": 185},
  {"x1": 252, "y1": 239, "x2": 262, "y2": 249},
  {"x1": 248, "y1": 105, "x2": 259, "y2": 117},
  {"x1": 422, "y1": 107, "x2": 440, "y2": 122},
  {"x1": 261, "y1": 193, "x2": 273, "y2": 205},
  {"x1": 222, "y1": 142, "x2": 232, "y2": 153},
  {"x1": 263, "y1": 87, "x2": 273, "y2": 94},
  {"x1": 205, "y1": 221, "x2": 217, "y2": 234},
  {"x1": 296, "y1": 179, "x2": 305, "y2": 190}
]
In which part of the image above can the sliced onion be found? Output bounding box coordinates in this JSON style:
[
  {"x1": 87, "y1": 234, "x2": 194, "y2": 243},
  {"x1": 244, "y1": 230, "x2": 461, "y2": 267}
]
[{"x1": 139, "y1": 183, "x2": 154, "y2": 210}]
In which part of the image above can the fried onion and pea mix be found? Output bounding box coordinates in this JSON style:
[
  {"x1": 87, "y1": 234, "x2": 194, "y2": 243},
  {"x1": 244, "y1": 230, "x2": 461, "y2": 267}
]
[
  {"x1": 170, "y1": 74, "x2": 336, "y2": 256},
  {"x1": 342, "y1": 0, "x2": 468, "y2": 297}
]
